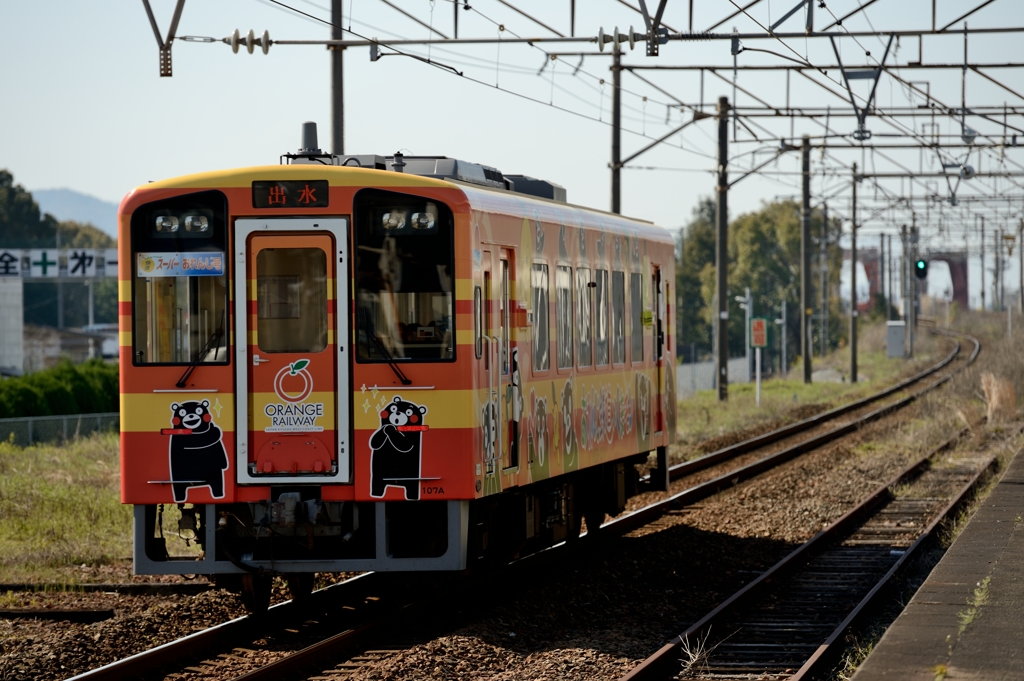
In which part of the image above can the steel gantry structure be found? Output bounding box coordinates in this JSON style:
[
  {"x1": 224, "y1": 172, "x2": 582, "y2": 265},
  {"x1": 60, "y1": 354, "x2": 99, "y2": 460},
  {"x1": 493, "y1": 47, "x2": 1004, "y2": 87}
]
[{"x1": 139, "y1": 0, "x2": 1024, "y2": 400}]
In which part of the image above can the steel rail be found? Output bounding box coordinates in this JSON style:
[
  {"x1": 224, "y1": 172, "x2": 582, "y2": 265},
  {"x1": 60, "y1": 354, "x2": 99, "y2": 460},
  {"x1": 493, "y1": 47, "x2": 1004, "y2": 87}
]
[
  {"x1": 211, "y1": 339, "x2": 970, "y2": 680},
  {"x1": 790, "y1": 453, "x2": 997, "y2": 679},
  {"x1": 65, "y1": 572, "x2": 381, "y2": 681},
  {"x1": 621, "y1": 430, "x2": 986, "y2": 680},
  {"x1": 74, "y1": 334, "x2": 972, "y2": 681},
  {"x1": 619, "y1": 332, "x2": 982, "y2": 680}
]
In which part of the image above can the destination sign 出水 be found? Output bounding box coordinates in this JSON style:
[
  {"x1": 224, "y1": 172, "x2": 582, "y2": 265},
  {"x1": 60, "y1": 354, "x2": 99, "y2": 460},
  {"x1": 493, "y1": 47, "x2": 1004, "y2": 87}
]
[{"x1": 252, "y1": 180, "x2": 329, "y2": 209}]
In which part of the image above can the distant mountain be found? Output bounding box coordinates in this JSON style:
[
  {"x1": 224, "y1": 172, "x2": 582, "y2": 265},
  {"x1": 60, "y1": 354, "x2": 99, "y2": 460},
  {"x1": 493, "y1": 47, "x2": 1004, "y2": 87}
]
[{"x1": 32, "y1": 188, "x2": 118, "y2": 238}]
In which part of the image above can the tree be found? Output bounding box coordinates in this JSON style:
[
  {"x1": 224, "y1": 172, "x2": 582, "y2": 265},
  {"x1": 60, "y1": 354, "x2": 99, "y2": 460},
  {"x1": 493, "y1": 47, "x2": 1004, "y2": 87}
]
[
  {"x1": 698, "y1": 199, "x2": 844, "y2": 364},
  {"x1": 1, "y1": 169, "x2": 117, "y2": 327},
  {"x1": 0, "y1": 169, "x2": 59, "y2": 248},
  {"x1": 676, "y1": 198, "x2": 716, "y2": 359}
]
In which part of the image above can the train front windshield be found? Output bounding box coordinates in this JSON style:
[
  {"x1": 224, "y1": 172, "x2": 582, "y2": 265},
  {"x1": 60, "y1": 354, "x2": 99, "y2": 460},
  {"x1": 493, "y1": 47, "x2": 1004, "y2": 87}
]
[
  {"x1": 354, "y1": 189, "x2": 455, "y2": 362},
  {"x1": 130, "y1": 191, "x2": 229, "y2": 365}
]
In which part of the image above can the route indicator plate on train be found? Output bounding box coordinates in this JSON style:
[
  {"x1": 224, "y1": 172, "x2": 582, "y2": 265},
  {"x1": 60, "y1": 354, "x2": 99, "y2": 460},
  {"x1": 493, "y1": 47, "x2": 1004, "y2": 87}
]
[{"x1": 252, "y1": 180, "x2": 329, "y2": 208}]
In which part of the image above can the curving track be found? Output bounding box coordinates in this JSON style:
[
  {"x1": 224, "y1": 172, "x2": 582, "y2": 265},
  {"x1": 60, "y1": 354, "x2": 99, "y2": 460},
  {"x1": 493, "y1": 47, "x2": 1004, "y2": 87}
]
[
  {"x1": 619, "y1": 331, "x2": 985, "y2": 680},
  {"x1": 70, "y1": 332, "x2": 975, "y2": 681}
]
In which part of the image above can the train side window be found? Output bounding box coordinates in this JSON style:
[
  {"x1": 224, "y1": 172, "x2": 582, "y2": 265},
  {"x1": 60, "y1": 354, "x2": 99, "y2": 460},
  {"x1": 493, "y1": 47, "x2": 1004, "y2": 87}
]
[
  {"x1": 531, "y1": 264, "x2": 550, "y2": 372},
  {"x1": 594, "y1": 269, "x2": 609, "y2": 366},
  {"x1": 611, "y1": 271, "x2": 625, "y2": 364},
  {"x1": 576, "y1": 267, "x2": 592, "y2": 367},
  {"x1": 474, "y1": 285, "x2": 483, "y2": 359},
  {"x1": 556, "y1": 265, "x2": 574, "y2": 370},
  {"x1": 630, "y1": 272, "x2": 644, "y2": 363}
]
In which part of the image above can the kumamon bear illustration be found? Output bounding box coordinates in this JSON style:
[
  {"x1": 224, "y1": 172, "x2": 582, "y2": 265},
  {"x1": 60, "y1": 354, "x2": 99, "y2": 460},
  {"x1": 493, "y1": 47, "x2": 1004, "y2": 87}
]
[
  {"x1": 166, "y1": 400, "x2": 228, "y2": 503},
  {"x1": 369, "y1": 396, "x2": 428, "y2": 500}
]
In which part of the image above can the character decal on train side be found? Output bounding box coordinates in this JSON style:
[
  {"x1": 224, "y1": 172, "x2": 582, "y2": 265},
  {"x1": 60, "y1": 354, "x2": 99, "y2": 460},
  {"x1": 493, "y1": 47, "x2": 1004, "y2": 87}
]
[
  {"x1": 533, "y1": 212, "x2": 545, "y2": 252},
  {"x1": 162, "y1": 400, "x2": 228, "y2": 503},
  {"x1": 527, "y1": 388, "x2": 550, "y2": 472},
  {"x1": 616, "y1": 385, "x2": 634, "y2": 440},
  {"x1": 635, "y1": 373, "x2": 653, "y2": 451},
  {"x1": 369, "y1": 396, "x2": 428, "y2": 500},
  {"x1": 481, "y1": 397, "x2": 498, "y2": 468},
  {"x1": 560, "y1": 379, "x2": 578, "y2": 471},
  {"x1": 507, "y1": 348, "x2": 523, "y2": 454}
]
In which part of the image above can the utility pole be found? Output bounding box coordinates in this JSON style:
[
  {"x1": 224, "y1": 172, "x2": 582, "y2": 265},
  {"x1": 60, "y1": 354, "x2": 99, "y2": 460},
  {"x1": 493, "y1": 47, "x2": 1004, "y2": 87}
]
[
  {"x1": 910, "y1": 216, "x2": 918, "y2": 355},
  {"x1": 611, "y1": 43, "x2": 622, "y2": 214},
  {"x1": 801, "y1": 135, "x2": 812, "y2": 384},
  {"x1": 821, "y1": 201, "x2": 829, "y2": 358},
  {"x1": 716, "y1": 96, "x2": 730, "y2": 402},
  {"x1": 880, "y1": 233, "x2": 886, "y2": 318},
  {"x1": 1019, "y1": 219, "x2": 1023, "y2": 313},
  {"x1": 887, "y1": 234, "x2": 893, "y2": 319},
  {"x1": 331, "y1": 0, "x2": 344, "y2": 155},
  {"x1": 850, "y1": 162, "x2": 858, "y2": 383},
  {"x1": 901, "y1": 224, "x2": 910, "y2": 356},
  {"x1": 981, "y1": 216, "x2": 986, "y2": 311}
]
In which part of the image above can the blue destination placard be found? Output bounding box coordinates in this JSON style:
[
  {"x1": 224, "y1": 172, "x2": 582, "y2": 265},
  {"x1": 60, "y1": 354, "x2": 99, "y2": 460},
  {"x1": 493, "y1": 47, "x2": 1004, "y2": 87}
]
[{"x1": 137, "y1": 252, "x2": 225, "y2": 277}]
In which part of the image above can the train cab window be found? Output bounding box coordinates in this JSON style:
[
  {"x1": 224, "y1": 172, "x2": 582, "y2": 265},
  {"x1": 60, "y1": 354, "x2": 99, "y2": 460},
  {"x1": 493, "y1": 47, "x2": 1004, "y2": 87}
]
[
  {"x1": 630, "y1": 272, "x2": 644, "y2": 363},
  {"x1": 130, "y1": 191, "x2": 229, "y2": 365},
  {"x1": 556, "y1": 266, "x2": 573, "y2": 370},
  {"x1": 575, "y1": 267, "x2": 592, "y2": 367},
  {"x1": 611, "y1": 271, "x2": 626, "y2": 364},
  {"x1": 256, "y1": 248, "x2": 327, "y2": 353},
  {"x1": 354, "y1": 190, "x2": 455, "y2": 362},
  {"x1": 531, "y1": 264, "x2": 549, "y2": 372},
  {"x1": 594, "y1": 269, "x2": 609, "y2": 366}
]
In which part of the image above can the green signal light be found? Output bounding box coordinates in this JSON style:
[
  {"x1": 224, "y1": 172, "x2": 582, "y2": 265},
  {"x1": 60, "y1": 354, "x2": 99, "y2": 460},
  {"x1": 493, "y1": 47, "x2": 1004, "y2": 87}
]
[{"x1": 914, "y1": 259, "x2": 928, "y2": 279}]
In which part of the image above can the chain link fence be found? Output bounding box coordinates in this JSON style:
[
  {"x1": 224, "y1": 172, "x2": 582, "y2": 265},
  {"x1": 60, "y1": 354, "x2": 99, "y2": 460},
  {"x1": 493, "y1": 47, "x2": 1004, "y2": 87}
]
[{"x1": 0, "y1": 412, "x2": 119, "y2": 447}]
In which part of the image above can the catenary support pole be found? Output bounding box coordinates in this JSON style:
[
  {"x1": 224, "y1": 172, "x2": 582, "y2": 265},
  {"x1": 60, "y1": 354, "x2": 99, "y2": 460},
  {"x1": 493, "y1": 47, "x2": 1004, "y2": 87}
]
[
  {"x1": 981, "y1": 216, "x2": 986, "y2": 311},
  {"x1": 850, "y1": 163, "x2": 858, "y2": 383},
  {"x1": 611, "y1": 43, "x2": 622, "y2": 214},
  {"x1": 801, "y1": 136, "x2": 812, "y2": 383},
  {"x1": 331, "y1": 0, "x2": 344, "y2": 155},
  {"x1": 821, "y1": 201, "x2": 829, "y2": 357},
  {"x1": 716, "y1": 96, "x2": 730, "y2": 401},
  {"x1": 781, "y1": 299, "x2": 787, "y2": 376}
]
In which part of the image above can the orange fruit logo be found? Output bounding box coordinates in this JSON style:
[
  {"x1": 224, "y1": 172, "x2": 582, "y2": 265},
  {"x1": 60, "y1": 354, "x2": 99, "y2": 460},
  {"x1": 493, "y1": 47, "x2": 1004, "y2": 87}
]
[{"x1": 273, "y1": 359, "x2": 313, "y2": 403}]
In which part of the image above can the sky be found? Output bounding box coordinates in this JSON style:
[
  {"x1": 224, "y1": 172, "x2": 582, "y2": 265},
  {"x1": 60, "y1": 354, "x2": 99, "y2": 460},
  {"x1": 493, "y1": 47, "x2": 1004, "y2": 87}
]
[{"x1": 3, "y1": 0, "x2": 1024, "y2": 309}]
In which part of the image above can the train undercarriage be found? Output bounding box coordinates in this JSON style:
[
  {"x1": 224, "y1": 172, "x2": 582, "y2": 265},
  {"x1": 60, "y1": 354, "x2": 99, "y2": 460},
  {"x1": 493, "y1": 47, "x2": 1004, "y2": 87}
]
[{"x1": 135, "y1": 450, "x2": 668, "y2": 611}]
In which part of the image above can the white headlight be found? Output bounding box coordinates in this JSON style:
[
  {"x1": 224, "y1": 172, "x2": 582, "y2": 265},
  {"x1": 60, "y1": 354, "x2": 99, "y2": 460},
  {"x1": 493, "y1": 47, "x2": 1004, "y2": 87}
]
[
  {"x1": 382, "y1": 211, "x2": 406, "y2": 230},
  {"x1": 411, "y1": 212, "x2": 435, "y2": 230},
  {"x1": 185, "y1": 215, "x2": 209, "y2": 232},
  {"x1": 155, "y1": 215, "x2": 179, "y2": 232}
]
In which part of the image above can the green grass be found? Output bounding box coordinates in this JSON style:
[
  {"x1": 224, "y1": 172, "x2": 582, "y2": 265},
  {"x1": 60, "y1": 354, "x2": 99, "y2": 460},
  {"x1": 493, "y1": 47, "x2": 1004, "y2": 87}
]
[
  {"x1": 675, "y1": 338, "x2": 938, "y2": 451},
  {"x1": 0, "y1": 432, "x2": 133, "y2": 582}
]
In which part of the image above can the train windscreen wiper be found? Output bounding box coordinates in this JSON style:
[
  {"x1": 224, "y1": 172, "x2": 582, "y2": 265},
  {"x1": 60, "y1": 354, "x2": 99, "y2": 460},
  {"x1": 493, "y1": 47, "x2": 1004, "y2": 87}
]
[
  {"x1": 176, "y1": 310, "x2": 226, "y2": 388},
  {"x1": 362, "y1": 308, "x2": 412, "y2": 386}
]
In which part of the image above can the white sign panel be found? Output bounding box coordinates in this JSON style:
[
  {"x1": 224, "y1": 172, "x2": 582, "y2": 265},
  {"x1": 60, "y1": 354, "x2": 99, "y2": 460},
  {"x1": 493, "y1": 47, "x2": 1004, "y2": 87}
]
[
  {"x1": 67, "y1": 249, "x2": 97, "y2": 277},
  {"x1": 103, "y1": 248, "x2": 119, "y2": 277},
  {"x1": 0, "y1": 250, "x2": 20, "y2": 277},
  {"x1": 29, "y1": 249, "x2": 60, "y2": 278}
]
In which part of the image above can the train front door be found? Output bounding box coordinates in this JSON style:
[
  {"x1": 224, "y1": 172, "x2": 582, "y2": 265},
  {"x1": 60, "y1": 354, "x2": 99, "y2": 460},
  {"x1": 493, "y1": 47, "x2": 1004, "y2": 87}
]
[{"x1": 234, "y1": 218, "x2": 350, "y2": 484}]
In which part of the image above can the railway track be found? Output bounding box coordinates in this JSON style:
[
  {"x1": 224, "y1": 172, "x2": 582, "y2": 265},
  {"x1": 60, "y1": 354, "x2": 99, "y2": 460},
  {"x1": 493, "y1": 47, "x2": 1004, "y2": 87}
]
[
  {"x1": 619, "y1": 433, "x2": 994, "y2": 681},
  {"x1": 70, "y1": 332, "x2": 975, "y2": 681},
  {"x1": 619, "y1": 333, "x2": 988, "y2": 681}
]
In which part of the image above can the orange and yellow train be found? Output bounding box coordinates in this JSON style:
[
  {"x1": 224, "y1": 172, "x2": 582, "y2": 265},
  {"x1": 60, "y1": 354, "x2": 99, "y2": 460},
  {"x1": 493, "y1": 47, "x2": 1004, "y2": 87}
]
[{"x1": 120, "y1": 125, "x2": 676, "y2": 608}]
